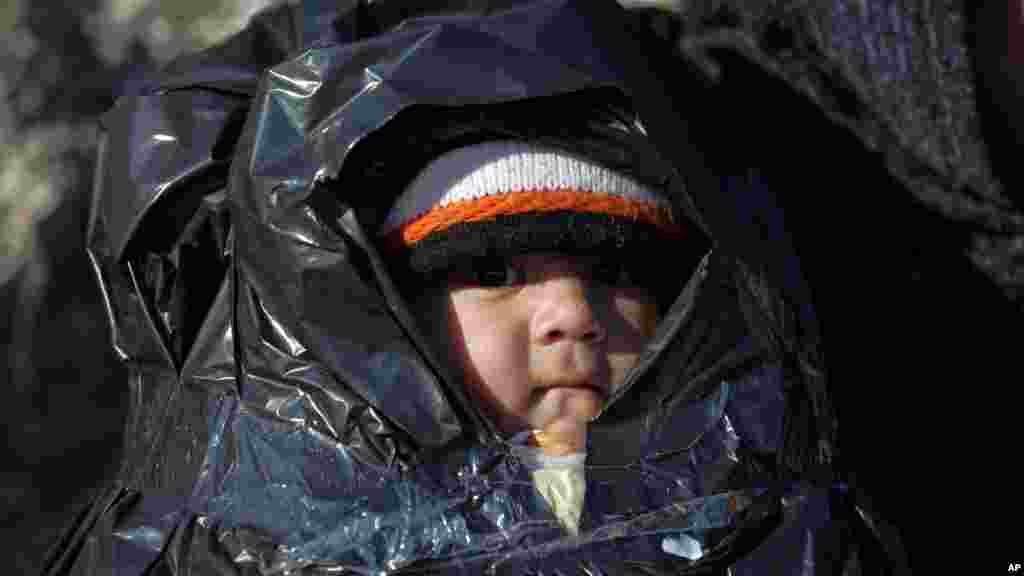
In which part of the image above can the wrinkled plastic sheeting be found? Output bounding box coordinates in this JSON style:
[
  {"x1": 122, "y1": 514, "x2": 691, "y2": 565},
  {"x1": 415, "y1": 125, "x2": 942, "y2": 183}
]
[
  {"x1": 71, "y1": 1, "x2": 868, "y2": 574},
  {"x1": 109, "y1": 372, "x2": 784, "y2": 574}
]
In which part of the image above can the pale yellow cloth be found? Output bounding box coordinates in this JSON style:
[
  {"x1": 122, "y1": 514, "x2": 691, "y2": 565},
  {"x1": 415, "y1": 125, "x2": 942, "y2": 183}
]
[
  {"x1": 510, "y1": 433, "x2": 587, "y2": 536},
  {"x1": 530, "y1": 462, "x2": 586, "y2": 535}
]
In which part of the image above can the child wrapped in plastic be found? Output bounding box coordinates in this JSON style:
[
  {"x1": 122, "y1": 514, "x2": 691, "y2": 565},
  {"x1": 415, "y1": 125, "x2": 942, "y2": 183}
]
[{"x1": 51, "y1": 1, "x2": 908, "y2": 574}]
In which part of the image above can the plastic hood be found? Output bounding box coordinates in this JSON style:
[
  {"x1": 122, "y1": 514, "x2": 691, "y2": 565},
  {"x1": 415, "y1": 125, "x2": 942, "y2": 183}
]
[{"x1": 56, "y1": 1, "x2": 908, "y2": 574}]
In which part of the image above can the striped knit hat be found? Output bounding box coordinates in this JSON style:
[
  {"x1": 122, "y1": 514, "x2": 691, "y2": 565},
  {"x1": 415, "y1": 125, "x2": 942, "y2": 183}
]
[{"x1": 379, "y1": 140, "x2": 688, "y2": 280}]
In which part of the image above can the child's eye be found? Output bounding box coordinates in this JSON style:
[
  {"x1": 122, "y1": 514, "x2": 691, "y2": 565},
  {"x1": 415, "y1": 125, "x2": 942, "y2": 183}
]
[{"x1": 464, "y1": 260, "x2": 526, "y2": 287}]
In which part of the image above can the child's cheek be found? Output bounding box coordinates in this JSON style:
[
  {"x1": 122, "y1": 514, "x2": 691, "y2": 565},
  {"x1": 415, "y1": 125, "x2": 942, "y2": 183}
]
[
  {"x1": 614, "y1": 291, "x2": 660, "y2": 340},
  {"x1": 606, "y1": 292, "x2": 659, "y2": 387},
  {"x1": 447, "y1": 293, "x2": 533, "y2": 430}
]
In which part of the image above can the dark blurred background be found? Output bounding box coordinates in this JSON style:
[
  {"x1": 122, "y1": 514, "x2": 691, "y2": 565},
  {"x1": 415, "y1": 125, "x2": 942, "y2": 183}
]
[
  {"x1": 2, "y1": 0, "x2": 1021, "y2": 573},
  {"x1": 0, "y1": 1, "x2": 278, "y2": 572}
]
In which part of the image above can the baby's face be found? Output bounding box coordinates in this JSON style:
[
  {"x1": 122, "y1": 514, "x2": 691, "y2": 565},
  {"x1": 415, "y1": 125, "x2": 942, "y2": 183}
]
[{"x1": 435, "y1": 253, "x2": 659, "y2": 442}]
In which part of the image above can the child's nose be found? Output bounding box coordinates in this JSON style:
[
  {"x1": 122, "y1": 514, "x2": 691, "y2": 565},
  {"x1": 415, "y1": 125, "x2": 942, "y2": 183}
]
[{"x1": 531, "y1": 274, "x2": 606, "y2": 346}]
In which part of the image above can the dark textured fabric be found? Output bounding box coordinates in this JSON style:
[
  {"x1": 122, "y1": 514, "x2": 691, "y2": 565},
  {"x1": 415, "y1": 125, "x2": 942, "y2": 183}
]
[{"x1": 664, "y1": 0, "x2": 1023, "y2": 300}]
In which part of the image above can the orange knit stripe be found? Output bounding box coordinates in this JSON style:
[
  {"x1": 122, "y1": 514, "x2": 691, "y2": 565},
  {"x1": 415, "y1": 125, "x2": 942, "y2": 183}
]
[{"x1": 389, "y1": 189, "x2": 682, "y2": 247}]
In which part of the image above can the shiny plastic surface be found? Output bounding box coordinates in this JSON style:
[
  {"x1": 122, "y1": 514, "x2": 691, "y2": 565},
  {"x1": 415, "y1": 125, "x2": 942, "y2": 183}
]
[{"x1": 53, "y1": 1, "x2": 914, "y2": 574}]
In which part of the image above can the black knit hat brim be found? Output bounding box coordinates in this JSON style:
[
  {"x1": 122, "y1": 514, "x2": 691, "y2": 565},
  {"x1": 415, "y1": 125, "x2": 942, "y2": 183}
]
[{"x1": 386, "y1": 211, "x2": 705, "y2": 306}]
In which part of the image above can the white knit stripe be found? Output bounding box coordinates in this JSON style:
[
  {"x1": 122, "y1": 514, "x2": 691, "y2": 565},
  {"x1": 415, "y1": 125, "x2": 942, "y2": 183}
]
[{"x1": 380, "y1": 141, "x2": 668, "y2": 234}]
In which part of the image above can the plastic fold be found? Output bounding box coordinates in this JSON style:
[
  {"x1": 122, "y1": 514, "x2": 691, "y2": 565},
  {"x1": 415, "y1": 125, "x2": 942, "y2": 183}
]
[{"x1": 53, "y1": 1, "x2": 915, "y2": 574}]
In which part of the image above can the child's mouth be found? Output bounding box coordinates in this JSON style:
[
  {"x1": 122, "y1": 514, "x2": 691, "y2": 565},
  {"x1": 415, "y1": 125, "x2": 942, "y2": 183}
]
[{"x1": 544, "y1": 383, "x2": 606, "y2": 397}]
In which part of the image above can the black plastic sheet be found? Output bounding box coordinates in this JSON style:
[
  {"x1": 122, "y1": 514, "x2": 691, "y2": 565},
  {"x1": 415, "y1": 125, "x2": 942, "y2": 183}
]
[{"x1": 47, "y1": 0, "x2": 1024, "y2": 573}]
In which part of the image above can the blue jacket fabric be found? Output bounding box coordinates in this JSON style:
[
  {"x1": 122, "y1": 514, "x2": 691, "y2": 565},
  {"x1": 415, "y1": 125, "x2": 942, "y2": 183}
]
[{"x1": 49, "y1": 1, "x2": 913, "y2": 574}]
